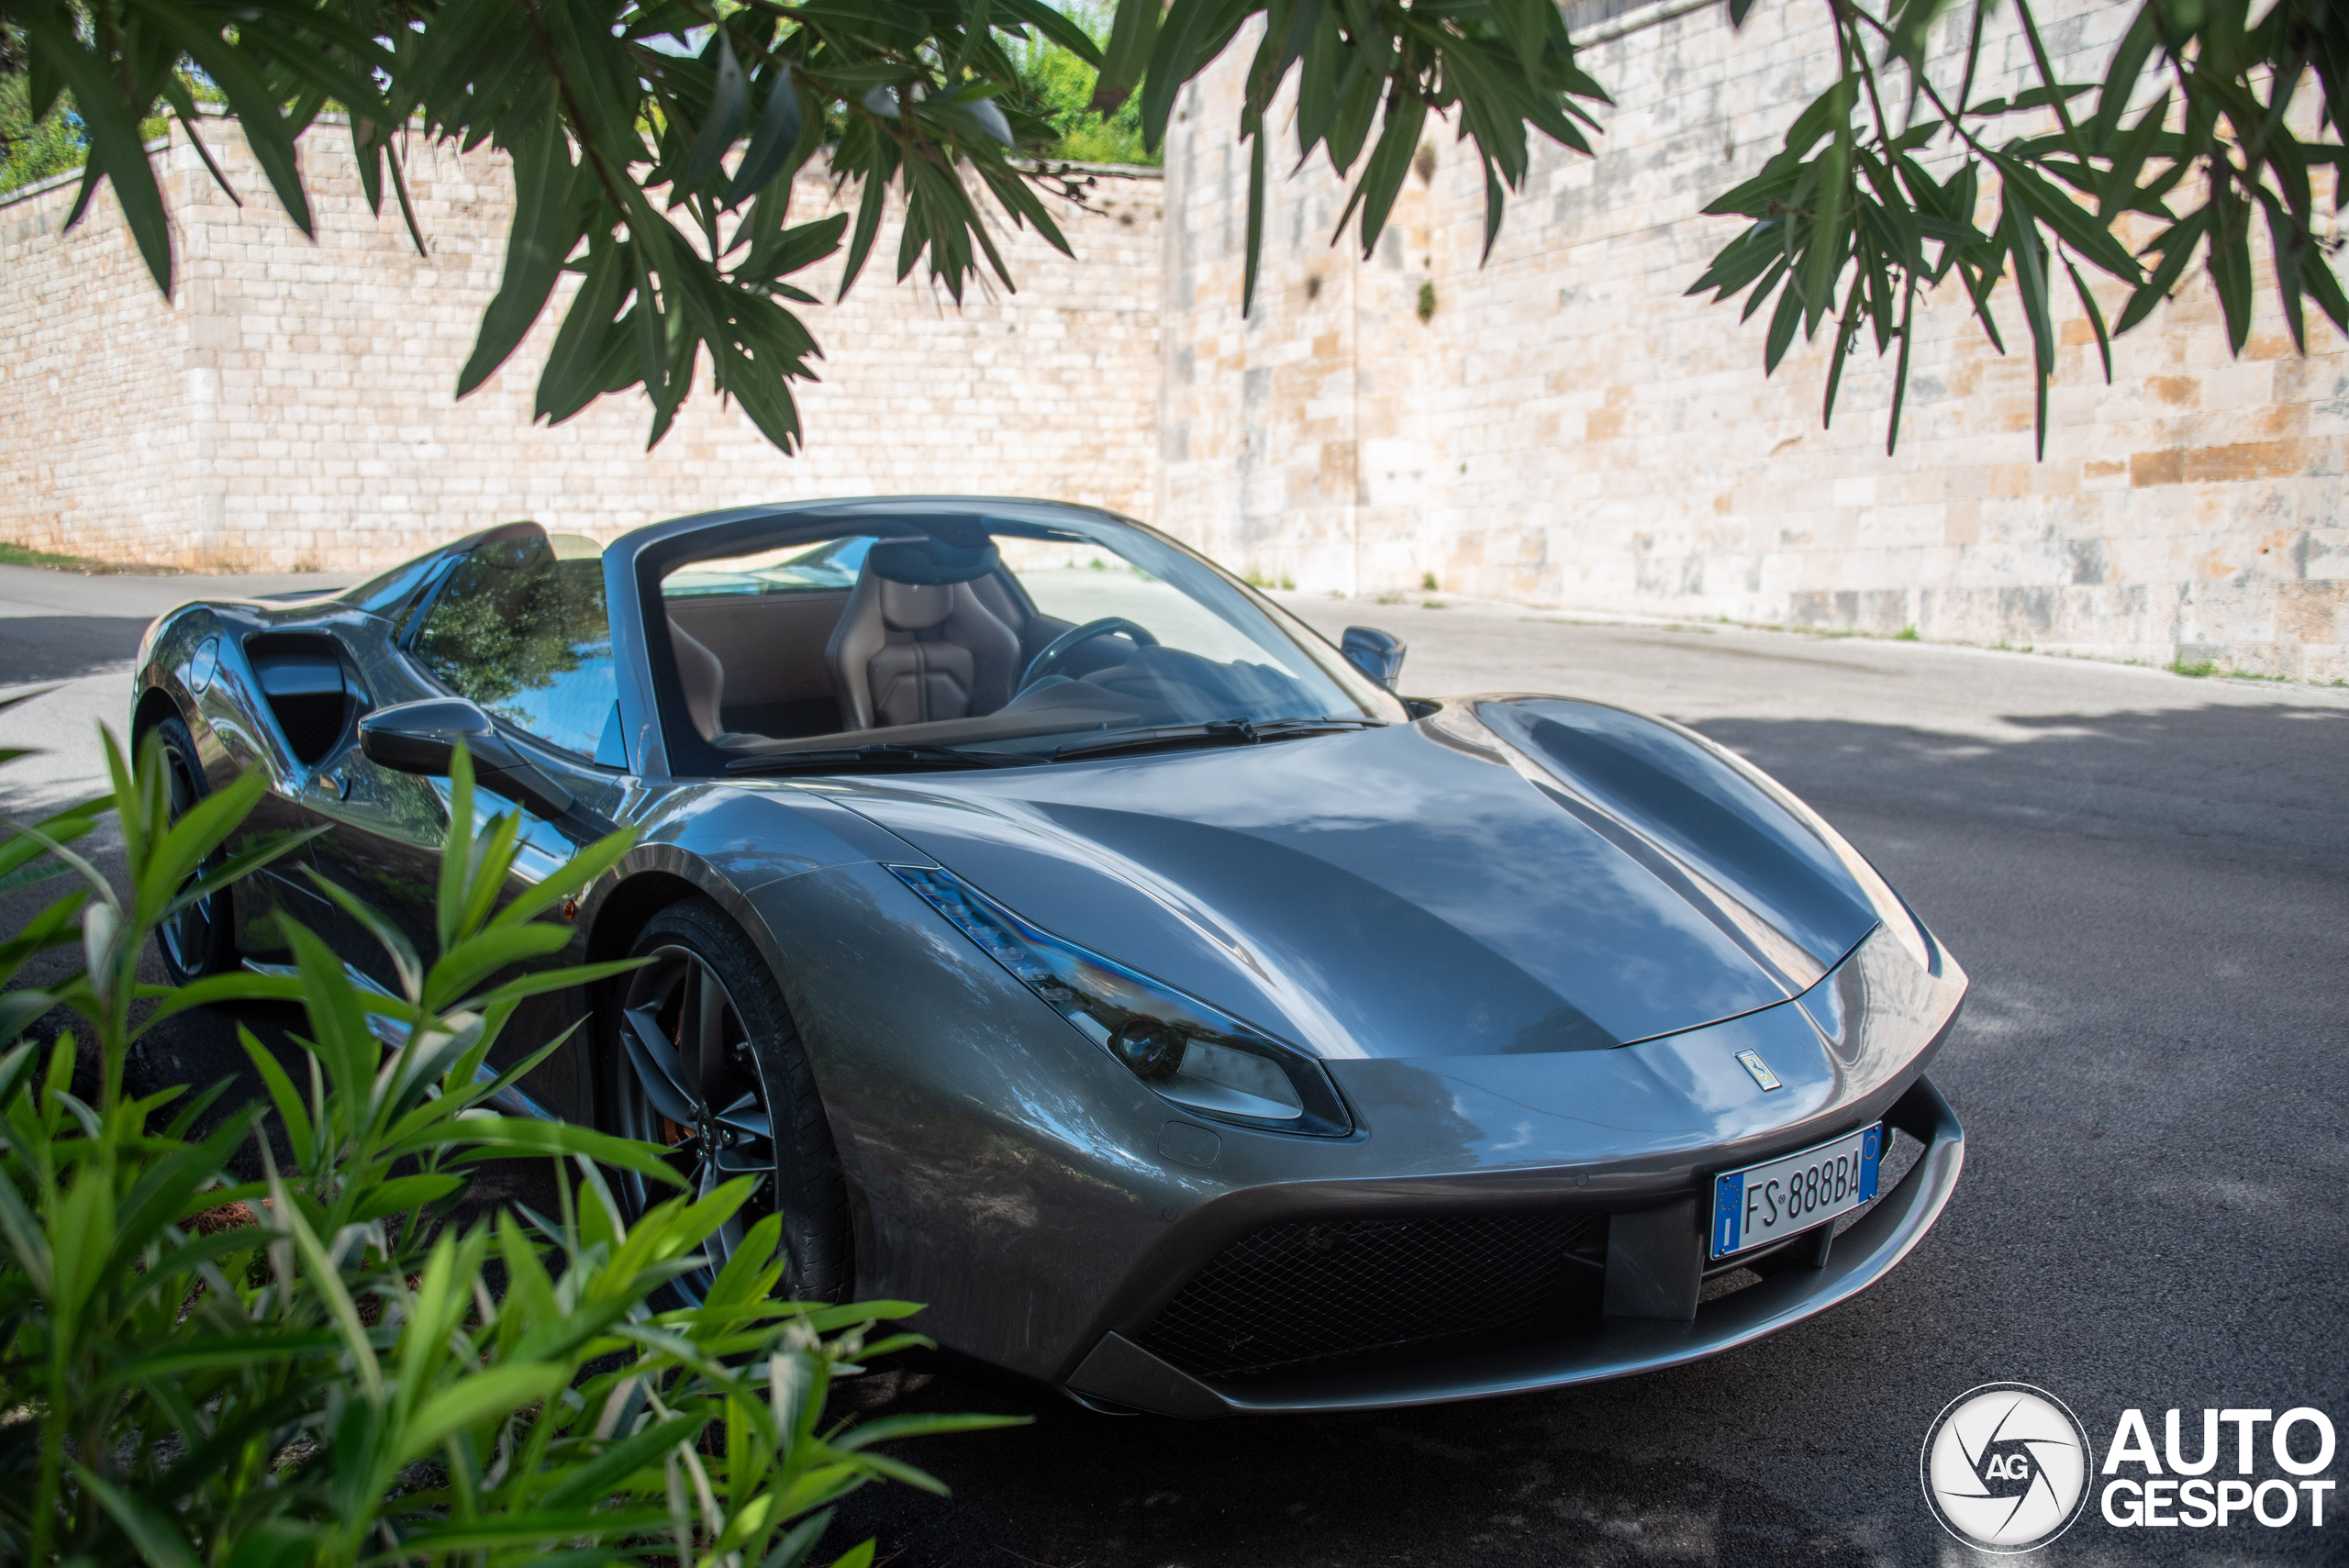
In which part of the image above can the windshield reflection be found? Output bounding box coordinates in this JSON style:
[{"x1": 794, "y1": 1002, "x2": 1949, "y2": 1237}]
[{"x1": 661, "y1": 509, "x2": 1405, "y2": 769}]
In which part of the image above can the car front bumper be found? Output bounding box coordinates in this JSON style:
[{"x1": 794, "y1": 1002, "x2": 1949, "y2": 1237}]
[{"x1": 1063, "y1": 1073, "x2": 1964, "y2": 1416}]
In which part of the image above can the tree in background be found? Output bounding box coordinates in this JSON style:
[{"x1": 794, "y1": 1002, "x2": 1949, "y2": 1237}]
[
  {"x1": 1019, "y1": 39, "x2": 1152, "y2": 166},
  {"x1": 0, "y1": 0, "x2": 2340, "y2": 460},
  {"x1": 0, "y1": 52, "x2": 85, "y2": 190},
  {"x1": 1004, "y1": 0, "x2": 1153, "y2": 166}
]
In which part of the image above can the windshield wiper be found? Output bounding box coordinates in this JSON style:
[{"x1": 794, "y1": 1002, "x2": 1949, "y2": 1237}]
[
  {"x1": 1052, "y1": 717, "x2": 1381, "y2": 763},
  {"x1": 725, "y1": 743, "x2": 1040, "y2": 777}
]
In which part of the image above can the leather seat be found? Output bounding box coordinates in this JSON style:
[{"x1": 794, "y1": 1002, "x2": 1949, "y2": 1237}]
[
  {"x1": 670, "y1": 617, "x2": 727, "y2": 740},
  {"x1": 826, "y1": 555, "x2": 1021, "y2": 730}
]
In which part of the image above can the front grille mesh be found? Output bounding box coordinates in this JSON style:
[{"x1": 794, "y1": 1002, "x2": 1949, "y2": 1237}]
[{"x1": 1135, "y1": 1212, "x2": 1599, "y2": 1381}]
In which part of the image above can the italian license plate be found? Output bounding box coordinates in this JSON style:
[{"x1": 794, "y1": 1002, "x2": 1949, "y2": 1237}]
[{"x1": 1709, "y1": 1125, "x2": 1882, "y2": 1261}]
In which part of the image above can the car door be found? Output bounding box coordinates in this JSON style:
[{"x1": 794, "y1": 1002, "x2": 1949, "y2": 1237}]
[{"x1": 303, "y1": 528, "x2": 626, "y2": 1122}]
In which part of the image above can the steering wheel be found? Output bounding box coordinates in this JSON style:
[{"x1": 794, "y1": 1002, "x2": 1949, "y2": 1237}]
[{"x1": 1017, "y1": 617, "x2": 1159, "y2": 694}]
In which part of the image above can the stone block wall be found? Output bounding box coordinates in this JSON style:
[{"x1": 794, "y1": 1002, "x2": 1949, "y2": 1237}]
[
  {"x1": 6, "y1": 9, "x2": 2344, "y2": 683},
  {"x1": 1157, "y1": 0, "x2": 2348, "y2": 680},
  {"x1": 0, "y1": 119, "x2": 1162, "y2": 572}
]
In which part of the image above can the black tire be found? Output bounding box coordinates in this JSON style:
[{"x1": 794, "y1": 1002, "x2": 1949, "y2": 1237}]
[
  {"x1": 149, "y1": 713, "x2": 237, "y2": 985},
  {"x1": 605, "y1": 899, "x2": 852, "y2": 1304}
]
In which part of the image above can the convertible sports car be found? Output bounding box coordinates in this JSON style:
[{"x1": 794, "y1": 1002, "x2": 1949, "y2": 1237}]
[{"x1": 130, "y1": 496, "x2": 1966, "y2": 1417}]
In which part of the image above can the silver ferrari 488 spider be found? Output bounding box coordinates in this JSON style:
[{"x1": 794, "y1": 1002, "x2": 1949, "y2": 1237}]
[{"x1": 130, "y1": 497, "x2": 1966, "y2": 1417}]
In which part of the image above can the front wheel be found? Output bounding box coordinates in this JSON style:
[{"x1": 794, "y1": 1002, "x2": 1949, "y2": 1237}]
[
  {"x1": 605, "y1": 899, "x2": 852, "y2": 1304},
  {"x1": 149, "y1": 713, "x2": 236, "y2": 985}
]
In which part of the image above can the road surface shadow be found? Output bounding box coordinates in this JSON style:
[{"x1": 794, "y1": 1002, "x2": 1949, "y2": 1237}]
[
  {"x1": 0, "y1": 616, "x2": 151, "y2": 684},
  {"x1": 1695, "y1": 701, "x2": 2349, "y2": 873},
  {"x1": 825, "y1": 1368, "x2": 1875, "y2": 1568}
]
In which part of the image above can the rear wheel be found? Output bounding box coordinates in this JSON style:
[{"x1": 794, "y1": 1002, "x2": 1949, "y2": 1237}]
[
  {"x1": 606, "y1": 899, "x2": 852, "y2": 1304},
  {"x1": 149, "y1": 713, "x2": 236, "y2": 984}
]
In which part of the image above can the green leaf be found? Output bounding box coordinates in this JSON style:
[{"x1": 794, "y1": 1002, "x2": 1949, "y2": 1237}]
[
  {"x1": 831, "y1": 1411, "x2": 1033, "y2": 1451},
  {"x1": 1887, "y1": 282, "x2": 1918, "y2": 456},
  {"x1": 1765, "y1": 277, "x2": 1803, "y2": 373},
  {"x1": 351, "y1": 1173, "x2": 467, "y2": 1223},
  {"x1": 1998, "y1": 193, "x2": 2055, "y2": 457},
  {"x1": 1094, "y1": 0, "x2": 1162, "y2": 112},
  {"x1": 1987, "y1": 150, "x2": 2143, "y2": 282},
  {"x1": 142, "y1": 11, "x2": 321, "y2": 240},
  {"x1": 139, "y1": 969, "x2": 306, "y2": 1031},
  {"x1": 489, "y1": 824, "x2": 639, "y2": 929},
  {"x1": 20, "y1": 10, "x2": 175, "y2": 294},
  {"x1": 2115, "y1": 206, "x2": 2209, "y2": 334},
  {"x1": 685, "y1": 30, "x2": 752, "y2": 188},
  {"x1": 462, "y1": 117, "x2": 585, "y2": 397},
  {"x1": 405, "y1": 1115, "x2": 687, "y2": 1186},
  {"x1": 728, "y1": 66, "x2": 807, "y2": 206},
  {"x1": 2208, "y1": 194, "x2": 2255, "y2": 353},
  {"x1": 993, "y1": 0, "x2": 1108, "y2": 67},
  {"x1": 270, "y1": 1162, "x2": 384, "y2": 1399},
  {"x1": 104, "y1": 1329, "x2": 345, "y2": 1384},
  {"x1": 239, "y1": 1024, "x2": 319, "y2": 1166},
  {"x1": 1242, "y1": 121, "x2": 1268, "y2": 315},
  {"x1": 2092, "y1": 8, "x2": 2161, "y2": 142},
  {"x1": 2065, "y1": 256, "x2": 2114, "y2": 380},
  {"x1": 535, "y1": 240, "x2": 633, "y2": 426},
  {"x1": 71, "y1": 1462, "x2": 202, "y2": 1568},
  {"x1": 538, "y1": 1413, "x2": 705, "y2": 1509},
  {"x1": 459, "y1": 956, "x2": 645, "y2": 1015},
  {"x1": 1334, "y1": 81, "x2": 1428, "y2": 260},
  {"x1": 2099, "y1": 93, "x2": 2173, "y2": 223},
  {"x1": 395, "y1": 1362, "x2": 570, "y2": 1464}
]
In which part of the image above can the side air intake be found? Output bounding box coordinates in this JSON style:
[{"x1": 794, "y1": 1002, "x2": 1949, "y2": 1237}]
[{"x1": 246, "y1": 633, "x2": 359, "y2": 765}]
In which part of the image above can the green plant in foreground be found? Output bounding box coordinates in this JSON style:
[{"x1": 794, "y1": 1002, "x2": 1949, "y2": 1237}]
[{"x1": 0, "y1": 710, "x2": 1017, "y2": 1565}]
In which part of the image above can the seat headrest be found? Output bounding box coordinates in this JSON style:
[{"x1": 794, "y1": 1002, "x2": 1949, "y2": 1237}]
[
  {"x1": 879, "y1": 579, "x2": 956, "y2": 630},
  {"x1": 869, "y1": 535, "x2": 1000, "y2": 585}
]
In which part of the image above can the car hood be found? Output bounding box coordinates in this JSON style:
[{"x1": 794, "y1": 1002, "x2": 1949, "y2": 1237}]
[{"x1": 819, "y1": 697, "x2": 1892, "y2": 1060}]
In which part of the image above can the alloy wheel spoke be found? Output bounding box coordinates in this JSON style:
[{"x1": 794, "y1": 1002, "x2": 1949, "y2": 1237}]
[
  {"x1": 622, "y1": 945, "x2": 777, "y2": 1301},
  {"x1": 688, "y1": 962, "x2": 729, "y2": 1102},
  {"x1": 714, "y1": 1091, "x2": 770, "y2": 1139},
  {"x1": 620, "y1": 1004, "x2": 700, "y2": 1126}
]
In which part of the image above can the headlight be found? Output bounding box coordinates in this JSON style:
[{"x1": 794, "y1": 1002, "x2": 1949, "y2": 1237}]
[{"x1": 890, "y1": 865, "x2": 1352, "y2": 1138}]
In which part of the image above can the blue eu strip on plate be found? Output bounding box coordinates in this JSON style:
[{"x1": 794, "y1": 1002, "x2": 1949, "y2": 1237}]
[{"x1": 1711, "y1": 1123, "x2": 1882, "y2": 1261}]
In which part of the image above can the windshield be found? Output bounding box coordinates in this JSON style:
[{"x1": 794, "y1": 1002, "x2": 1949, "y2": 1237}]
[{"x1": 657, "y1": 506, "x2": 1406, "y2": 770}]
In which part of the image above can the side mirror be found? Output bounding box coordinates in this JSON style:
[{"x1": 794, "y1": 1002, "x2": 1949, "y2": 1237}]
[
  {"x1": 1341, "y1": 626, "x2": 1407, "y2": 691},
  {"x1": 359, "y1": 697, "x2": 573, "y2": 820}
]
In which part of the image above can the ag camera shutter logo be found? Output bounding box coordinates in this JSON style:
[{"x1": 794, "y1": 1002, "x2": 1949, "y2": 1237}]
[{"x1": 1920, "y1": 1383, "x2": 2094, "y2": 1552}]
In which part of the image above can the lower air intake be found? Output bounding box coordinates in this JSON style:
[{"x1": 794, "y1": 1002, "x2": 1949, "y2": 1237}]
[{"x1": 1135, "y1": 1211, "x2": 1601, "y2": 1381}]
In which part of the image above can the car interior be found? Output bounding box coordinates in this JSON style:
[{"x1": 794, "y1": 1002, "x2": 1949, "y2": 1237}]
[
  {"x1": 657, "y1": 520, "x2": 1352, "y2": 762},
  {"x1": 389, "y1": 515, "x2": 1380, "y2": 775},
  {"x1": 662, "y1": 535, "x2": 1078, "y2": 746}
]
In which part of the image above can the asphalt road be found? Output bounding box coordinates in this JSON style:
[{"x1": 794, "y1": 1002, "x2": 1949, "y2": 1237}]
[{"x1": 4, "y1": 567, "x2": 2346, "y2": 1567}]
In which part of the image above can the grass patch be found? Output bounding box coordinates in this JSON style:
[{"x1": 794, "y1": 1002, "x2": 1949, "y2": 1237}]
[
  {"x1": 1422, "y1": 599, "x2": 1448, "y2": 609},
  {"x1": 0, "y1": 540, "x2": 150, "y2": 574},
  {"x1": 2170, "y1": 657, "x2": 2291, "y2": 683},
  {"x1": 1896, "y1": 625, "x2": 1920, "y2": 640}
]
